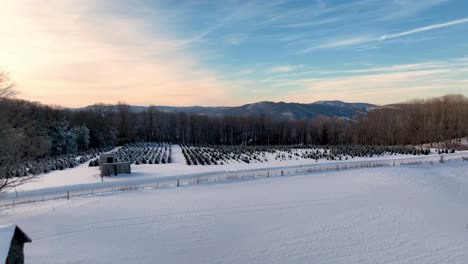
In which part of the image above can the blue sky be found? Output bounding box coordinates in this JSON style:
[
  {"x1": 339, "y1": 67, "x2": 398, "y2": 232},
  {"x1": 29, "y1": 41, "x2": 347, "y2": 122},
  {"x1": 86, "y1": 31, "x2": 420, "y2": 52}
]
[{"x1": 1, "y1": 0, "x2": 468, "y2": 106}]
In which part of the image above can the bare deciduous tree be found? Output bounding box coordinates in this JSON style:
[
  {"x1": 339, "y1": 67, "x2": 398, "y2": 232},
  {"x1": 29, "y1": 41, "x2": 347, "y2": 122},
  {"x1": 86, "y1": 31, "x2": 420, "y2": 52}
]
[
  {"x1": 0, "y1": 70, "x2": 30, "y2": 193},
  {"x1": 0, "y1": 71, "x2": 17, "y2": 99}
]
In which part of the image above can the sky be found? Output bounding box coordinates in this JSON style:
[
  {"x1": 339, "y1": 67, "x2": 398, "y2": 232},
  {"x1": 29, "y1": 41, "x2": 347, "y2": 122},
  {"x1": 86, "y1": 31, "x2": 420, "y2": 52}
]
[{"x1": 1, "y1": 0, "x2": 467, "y2": 107}]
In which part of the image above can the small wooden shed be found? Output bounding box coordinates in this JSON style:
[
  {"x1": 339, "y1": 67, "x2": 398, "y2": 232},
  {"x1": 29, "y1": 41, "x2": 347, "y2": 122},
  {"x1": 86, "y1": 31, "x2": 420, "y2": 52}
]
[
  {"x1": 0, "y1": 225, "x2": 31, "y2": 264},
  {"x1": 99, "y1": 153, "x2": 131, "y2": 177}
]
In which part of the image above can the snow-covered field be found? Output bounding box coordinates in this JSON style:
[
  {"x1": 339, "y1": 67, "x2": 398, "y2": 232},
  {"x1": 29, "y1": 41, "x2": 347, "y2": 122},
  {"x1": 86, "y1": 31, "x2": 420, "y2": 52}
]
[
  {"x1": 10, "y1": 145, "x2": 468, "y2": 193},
  {"x1": 1, "y1": 160, "x2": 468, "y2": 263}
]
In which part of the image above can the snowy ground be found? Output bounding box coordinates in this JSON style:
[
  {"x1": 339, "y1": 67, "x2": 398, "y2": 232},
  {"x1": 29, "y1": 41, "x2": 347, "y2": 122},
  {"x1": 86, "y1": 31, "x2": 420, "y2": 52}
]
[
  {"x1": 11, "y1": 144, "x2": 468, "y2": 193},
  {"x1": 1, "y1": 161, "x2": 468, "y2": 263},
  {"x1": 422, "y1": 137, "x2": 468, "y2": 150}
]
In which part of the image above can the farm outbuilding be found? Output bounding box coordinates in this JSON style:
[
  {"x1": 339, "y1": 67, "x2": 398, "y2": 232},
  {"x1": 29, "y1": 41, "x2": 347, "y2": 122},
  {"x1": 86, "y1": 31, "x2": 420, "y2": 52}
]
[
  {"x1": 0, "y1": 225, "x2": 31, "y2": 264},
  {"x1": 99, "y1": 153, "x2": 131, "y2": 177}
]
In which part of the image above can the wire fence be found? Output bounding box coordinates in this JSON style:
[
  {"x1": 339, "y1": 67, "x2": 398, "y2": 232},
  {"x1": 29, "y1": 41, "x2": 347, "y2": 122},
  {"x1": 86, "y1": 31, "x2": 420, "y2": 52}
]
[{"x1": 1, "y1": 154, "x2": 467, "y2": 208}]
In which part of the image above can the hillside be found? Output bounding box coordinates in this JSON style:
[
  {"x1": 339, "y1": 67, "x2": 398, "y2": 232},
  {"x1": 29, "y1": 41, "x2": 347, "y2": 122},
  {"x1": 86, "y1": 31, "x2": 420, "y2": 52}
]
[{"x1": 79, "y1": 100, "x2": 376, "y2": 120}]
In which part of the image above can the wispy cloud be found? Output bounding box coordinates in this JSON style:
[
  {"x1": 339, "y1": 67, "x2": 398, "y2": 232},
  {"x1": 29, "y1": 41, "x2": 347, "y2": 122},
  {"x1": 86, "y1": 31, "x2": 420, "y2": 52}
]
[
  {"x1": 305, "y1": 37, "x2": 373, "y2": 51},
  {"x1": 1, "y1": 0, "x2": 467, "y2": 106},
  {"x1": 243, "y1": 58, "x2": 468, "y2": 104},
  {"x1": 0, "y1": 0, "x2": 245, "y2": 107},
  {"x1": 280, "y1": 17, "x2": 342, "y2": 28},
  {"x1": 299, "y1": 36, "x2": 375, "y2": 53},
  {"x1": 280, "y1": 67, "x2": 468, "y2": 104},
  {"x1": 380, "y1": 17, "x2": 468, "y2": 40},
  {"x1": 381, "y1": 0, "x2": 448, "y2": 20},
  {"x1": 313, "y1": 61, "x2": 451, "y2": 75},
  {"x1": 303, "y1": 17, "x2": 468, "y2": 51},
  {"x1": 268, "y1": 65, "x2": 302, "y2": 73}
]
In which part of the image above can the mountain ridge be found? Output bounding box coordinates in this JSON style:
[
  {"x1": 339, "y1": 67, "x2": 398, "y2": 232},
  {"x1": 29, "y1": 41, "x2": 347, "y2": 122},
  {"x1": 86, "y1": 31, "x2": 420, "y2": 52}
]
[{"x1": 76, "y1": 100, "x2": 377, "y2": 120}]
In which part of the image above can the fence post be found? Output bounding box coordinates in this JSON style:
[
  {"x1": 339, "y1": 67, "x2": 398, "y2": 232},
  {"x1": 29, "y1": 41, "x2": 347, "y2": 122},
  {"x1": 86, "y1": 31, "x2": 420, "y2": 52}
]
[
  {"x1": 67, "y1": 191, "x2": 70, "y2": 200},
  {"x1": 281, "y1": 170, "x2": 284, "y2": 176},
  {"x1": 177, "y1": 179, "x2": 180, "y2": 187},
  {"x1": 267, "y1": 171, "x2": 269, "y2": 177}
]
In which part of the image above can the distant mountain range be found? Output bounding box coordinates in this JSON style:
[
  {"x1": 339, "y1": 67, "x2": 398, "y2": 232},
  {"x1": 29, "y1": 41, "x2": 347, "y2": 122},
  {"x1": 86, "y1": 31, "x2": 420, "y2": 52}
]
[{"x1": 78, "y1": 100, "x2": 376, "y2": 120}]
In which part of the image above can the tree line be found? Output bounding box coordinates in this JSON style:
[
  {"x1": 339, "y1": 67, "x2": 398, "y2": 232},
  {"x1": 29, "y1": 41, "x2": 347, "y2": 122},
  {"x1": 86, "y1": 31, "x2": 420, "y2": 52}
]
[
  {"x1": 1, "y1": 71, "x2": 467, "y2": 180},
  {"x1": 3, "y1": 95, "x2": 467, "y2": 152}
]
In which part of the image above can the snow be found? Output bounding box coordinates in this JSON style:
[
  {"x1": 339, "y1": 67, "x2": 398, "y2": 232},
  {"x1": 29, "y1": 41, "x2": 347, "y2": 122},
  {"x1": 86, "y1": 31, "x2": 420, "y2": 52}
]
[
  {"x1": 422, "y1": 137, "x2": 468, "y2": 149},
  {"x1": 10, "y1": 144, "x2": 468, "y2": 194},
  {"x1": 1, "y1": 161, "x2": 468, "y2": 263},
  {"x1": 0, "y1": 224, "x2": 16, "y2": 263}
]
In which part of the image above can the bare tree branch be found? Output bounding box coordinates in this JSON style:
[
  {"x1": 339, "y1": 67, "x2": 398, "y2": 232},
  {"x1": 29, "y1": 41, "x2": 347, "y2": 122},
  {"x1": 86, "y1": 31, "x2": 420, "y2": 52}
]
[
  {"x1": 0, "y1": 70, "x2": 28, "y2": 194},
  {"x1": 0, "y1": 70, "x2": 17, "y2": 98},
  {"x1": 0, "y1": 175, "x2": 37, "y2": 194}
]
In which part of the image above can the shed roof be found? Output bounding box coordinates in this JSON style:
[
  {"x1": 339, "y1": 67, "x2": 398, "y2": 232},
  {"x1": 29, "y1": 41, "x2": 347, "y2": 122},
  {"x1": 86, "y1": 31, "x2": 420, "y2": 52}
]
[
  {"x1": 100, "y1": 153, "x2": 117, "y2": 157},
  {"x1": 0, "y1": 225, "x2": 31, "y2": 263}
]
